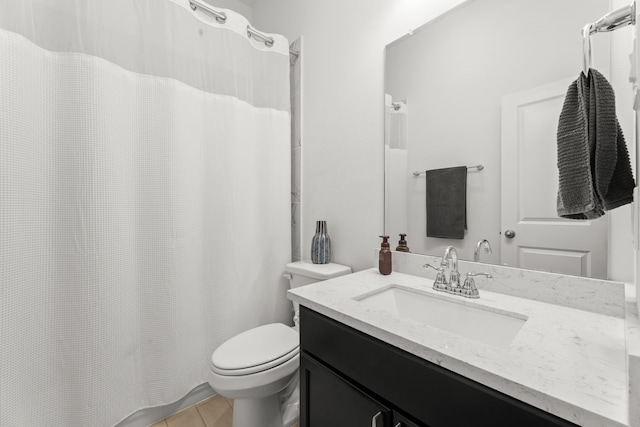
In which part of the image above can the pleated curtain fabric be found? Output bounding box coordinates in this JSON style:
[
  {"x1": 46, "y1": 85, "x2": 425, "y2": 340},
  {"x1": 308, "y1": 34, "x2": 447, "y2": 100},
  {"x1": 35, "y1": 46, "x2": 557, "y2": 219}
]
[{"x1": 0, "y1": 1, "x2": 291, "y2": 426}]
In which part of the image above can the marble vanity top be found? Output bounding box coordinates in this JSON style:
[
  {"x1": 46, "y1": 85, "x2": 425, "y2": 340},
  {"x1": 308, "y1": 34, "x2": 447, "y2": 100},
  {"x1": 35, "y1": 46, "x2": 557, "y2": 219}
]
[{"x1": 288, "y1": 268, "x2": 628, "y2": 427}]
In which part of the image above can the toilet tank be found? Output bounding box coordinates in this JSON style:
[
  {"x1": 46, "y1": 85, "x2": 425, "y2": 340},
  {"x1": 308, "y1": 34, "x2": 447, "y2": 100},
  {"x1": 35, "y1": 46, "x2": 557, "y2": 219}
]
[
  {"x1": 285, "y1": 261, "x2": 352, "y2": 330},
  {"x1": 285, "y1": 261, "x2": 352, "y2": 288}
]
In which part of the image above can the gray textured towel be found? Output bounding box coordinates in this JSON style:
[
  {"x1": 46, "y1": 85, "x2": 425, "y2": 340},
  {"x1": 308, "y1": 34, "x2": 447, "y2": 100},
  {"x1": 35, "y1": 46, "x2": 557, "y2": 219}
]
[
  {"x1": 557, "y1": 69, "x2": 635, "y2": 219},
  {"x1": 426, "y1": 166, "x2": 467, "y2": 239}
]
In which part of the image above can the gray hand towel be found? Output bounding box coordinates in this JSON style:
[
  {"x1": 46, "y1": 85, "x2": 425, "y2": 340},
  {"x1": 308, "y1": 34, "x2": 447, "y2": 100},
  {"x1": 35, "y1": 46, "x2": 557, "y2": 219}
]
[
  {"x1": 557, "y1": 69, "x2": 635, "y2": 219},
  {"x1": 426, "y1": 166, "x2": 467, "y2": 239}
]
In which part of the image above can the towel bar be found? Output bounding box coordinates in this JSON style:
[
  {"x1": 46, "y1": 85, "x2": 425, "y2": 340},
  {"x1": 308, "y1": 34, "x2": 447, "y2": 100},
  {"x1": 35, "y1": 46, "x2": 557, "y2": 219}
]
[
  {"x1": 587, "y1": 1, "x2": 635, "y2": 35},
  {"x1": 413, "y1": 164, "x2": 484, "y2": 177}
]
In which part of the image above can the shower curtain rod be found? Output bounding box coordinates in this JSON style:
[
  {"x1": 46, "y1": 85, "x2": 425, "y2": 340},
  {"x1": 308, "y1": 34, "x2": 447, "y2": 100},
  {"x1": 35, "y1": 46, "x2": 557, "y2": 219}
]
[
  {"x1": 189, "y1": 0, "x2": 226, "y2": 22},
  {"x1": 587, "y1": 1, "x2": 635, "y2": 34},
  {"x1": 188, "y1": 0, "x2": 299, "y2": 58}
]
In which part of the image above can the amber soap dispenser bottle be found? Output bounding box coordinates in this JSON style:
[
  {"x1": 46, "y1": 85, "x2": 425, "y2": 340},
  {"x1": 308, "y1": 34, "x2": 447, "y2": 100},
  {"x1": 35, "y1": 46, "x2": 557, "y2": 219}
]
[{"x1": 379, "y1": 235, "x2": 392, "y2": 275}]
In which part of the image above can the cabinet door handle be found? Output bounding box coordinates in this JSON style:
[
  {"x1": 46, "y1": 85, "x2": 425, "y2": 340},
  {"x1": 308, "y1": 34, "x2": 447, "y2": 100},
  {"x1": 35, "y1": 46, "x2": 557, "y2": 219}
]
[{"x1": 371, "y1": 411, "x2": 382, "y2": 427}]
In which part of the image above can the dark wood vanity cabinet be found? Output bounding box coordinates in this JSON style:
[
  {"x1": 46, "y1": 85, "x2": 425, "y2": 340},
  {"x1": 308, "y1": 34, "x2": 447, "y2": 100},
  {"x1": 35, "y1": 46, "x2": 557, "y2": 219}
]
[
  {"x1": 300, "y1": 353, "x2": 422, "y2": 427},
  {"x1": 300, "y1": 353, "x2": 392, "y2": 426},
  {"x1": 299, "y1": 307, "x2": 579, "y2": 427},
  {"x1": 393, "y1": 412, "x2": 422, "y2": 427}
]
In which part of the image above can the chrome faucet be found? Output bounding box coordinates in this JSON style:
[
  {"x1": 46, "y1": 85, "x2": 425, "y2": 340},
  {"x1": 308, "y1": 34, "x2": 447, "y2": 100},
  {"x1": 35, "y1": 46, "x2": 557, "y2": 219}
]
[
  {"x1": 424, "y1": 245, "x2": 492, "y2": 298},
  {"x1": 441, "y1": 246, "x2": 461, "y2": 290},
  {"x1": 423, "y1": 245, "x2": 461, "y2": 293},
  {"x1": 474, "y1": 239, "x2": 492, "y2": 262}
]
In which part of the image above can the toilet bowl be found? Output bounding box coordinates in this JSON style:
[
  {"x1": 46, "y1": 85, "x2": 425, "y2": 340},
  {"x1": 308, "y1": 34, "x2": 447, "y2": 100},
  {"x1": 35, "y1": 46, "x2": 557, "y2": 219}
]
[
  {"x1": 209, "y1": 323, "x2": 300, "y2": 427},
  {"x1": 208, "y1": 261, "x2": 351, "y2": 427}
]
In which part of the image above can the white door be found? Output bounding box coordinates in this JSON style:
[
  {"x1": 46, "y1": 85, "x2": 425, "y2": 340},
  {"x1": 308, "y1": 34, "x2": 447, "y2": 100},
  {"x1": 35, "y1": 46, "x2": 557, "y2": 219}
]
[{"x1": 501, "y1": 79, "x2": 608, "y2": 279}]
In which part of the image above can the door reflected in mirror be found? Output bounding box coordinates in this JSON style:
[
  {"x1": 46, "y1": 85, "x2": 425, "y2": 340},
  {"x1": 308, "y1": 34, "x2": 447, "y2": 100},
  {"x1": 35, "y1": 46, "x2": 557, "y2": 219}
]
[{"x1": 384, "y1": 0, "x2": 635, "y2": 280}]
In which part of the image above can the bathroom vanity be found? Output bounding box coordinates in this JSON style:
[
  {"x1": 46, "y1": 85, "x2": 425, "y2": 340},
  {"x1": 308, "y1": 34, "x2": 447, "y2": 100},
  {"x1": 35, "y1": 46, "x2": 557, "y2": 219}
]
[
  {"x1": 288, "y1": 255, "x2": 633, "y2": 427},
  {"x1": 300, "y1": 307, "x2": 576, "y2": 426}
]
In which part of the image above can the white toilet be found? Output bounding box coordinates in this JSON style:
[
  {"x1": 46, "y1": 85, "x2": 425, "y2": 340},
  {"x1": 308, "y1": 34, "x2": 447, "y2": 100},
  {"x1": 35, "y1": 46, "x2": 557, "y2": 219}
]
[{"x1": 208, "y1": 260, "x2": 352, "y2": 427}]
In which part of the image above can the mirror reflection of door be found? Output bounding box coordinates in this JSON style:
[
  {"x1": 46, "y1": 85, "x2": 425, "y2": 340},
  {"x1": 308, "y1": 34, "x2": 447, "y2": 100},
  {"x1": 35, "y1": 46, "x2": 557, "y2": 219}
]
[{"x1": 501, "y1": 80, "x2": 607, "y2": 279}]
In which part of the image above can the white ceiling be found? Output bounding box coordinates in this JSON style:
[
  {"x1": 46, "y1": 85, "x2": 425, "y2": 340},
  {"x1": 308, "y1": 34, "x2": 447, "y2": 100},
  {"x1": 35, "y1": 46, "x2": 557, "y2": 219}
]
[{"x1": 236, "y1": 0, "x2": 259, "y2": 6}]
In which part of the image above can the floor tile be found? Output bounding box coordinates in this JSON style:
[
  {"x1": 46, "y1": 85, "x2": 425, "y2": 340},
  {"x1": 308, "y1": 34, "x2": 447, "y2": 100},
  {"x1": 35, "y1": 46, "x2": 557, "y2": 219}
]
[
  {"x1": 165, "y1": 406, "x2": 206, "y2": 427},
  {"x1": 197, "y1": 395, "x2": 232, "y2": 427},
  {"x1": 153, "y1": 394, "x2": 300, "y2": 427}
]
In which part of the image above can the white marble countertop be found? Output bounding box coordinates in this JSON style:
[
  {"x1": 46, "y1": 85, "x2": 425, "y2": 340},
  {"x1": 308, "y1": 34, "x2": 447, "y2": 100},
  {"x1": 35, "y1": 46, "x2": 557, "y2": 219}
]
[
  {"x1": 288, "y1": 269, "x2": 628, "y2": 427},
  {"x1": 626, "y1": 283, "x2": 640, "y2": 427}
]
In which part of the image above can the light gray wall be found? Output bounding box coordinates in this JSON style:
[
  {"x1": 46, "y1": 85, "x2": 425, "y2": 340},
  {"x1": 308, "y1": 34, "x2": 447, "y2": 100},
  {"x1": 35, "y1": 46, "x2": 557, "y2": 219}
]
[{"x1": 252, "y1": 0, "x2": 466, "y2": 272}]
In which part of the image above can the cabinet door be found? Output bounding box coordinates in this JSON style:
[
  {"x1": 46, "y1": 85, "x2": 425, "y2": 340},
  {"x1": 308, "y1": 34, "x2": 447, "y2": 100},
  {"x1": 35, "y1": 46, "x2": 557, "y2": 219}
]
[{"x1": 300, "y1": 352, "x2": 390, "y2": 427}]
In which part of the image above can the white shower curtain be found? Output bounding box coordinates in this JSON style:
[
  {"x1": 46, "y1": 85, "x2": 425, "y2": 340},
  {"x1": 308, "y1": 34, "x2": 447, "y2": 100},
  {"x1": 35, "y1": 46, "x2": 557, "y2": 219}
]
[{"x1": 0, "y1": 1, "x2": 291, "y2": 426}]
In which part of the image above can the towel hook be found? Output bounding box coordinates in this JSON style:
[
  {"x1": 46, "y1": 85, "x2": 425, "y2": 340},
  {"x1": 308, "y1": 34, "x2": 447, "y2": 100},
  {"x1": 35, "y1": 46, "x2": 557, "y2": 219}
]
[{"x1": 582, "y1": 23, "x2": 593, "y2": 76}]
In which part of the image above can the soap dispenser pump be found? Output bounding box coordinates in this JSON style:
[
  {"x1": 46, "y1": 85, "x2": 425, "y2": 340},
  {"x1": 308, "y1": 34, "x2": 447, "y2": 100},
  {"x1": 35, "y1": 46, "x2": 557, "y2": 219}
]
[
  {"x1": 379, "y1": 235, "x2": 392, "y2": 275},
  {"x1": 396, "y1": 233, "x2": 410, "y2": 252}
]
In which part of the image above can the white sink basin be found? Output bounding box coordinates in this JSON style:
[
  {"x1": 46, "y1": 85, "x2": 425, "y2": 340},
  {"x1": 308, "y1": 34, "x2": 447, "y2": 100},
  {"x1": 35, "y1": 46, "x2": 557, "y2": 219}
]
[{"x1": 354, "y1": 285, "x2": 527, "y2": 348}]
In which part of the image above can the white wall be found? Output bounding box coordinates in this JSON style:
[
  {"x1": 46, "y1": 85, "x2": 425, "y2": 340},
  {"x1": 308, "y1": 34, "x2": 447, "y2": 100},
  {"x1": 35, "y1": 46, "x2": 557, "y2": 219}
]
[{"x1": 252, "y1": 0, "x2": 466, "y2": 271}]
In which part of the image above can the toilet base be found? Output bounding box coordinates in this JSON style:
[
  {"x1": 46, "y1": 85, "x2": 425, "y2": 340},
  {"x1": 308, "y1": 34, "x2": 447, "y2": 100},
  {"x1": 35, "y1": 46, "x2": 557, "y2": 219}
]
[{"x1": 232, "y1": 394, "x2": 282, "y2": 427}]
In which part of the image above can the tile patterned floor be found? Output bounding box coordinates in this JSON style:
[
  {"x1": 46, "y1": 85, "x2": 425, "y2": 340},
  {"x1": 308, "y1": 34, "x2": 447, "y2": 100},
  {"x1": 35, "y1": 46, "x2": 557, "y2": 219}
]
[{"x1": 148, "y1": 395, "x2": 299, "y2": 427}]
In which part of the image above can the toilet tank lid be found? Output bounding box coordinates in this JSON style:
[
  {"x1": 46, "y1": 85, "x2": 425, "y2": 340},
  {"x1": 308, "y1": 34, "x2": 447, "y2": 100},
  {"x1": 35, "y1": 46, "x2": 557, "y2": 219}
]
[{"x1": 285, "y1": 260, "x2": 352, "y2": 280}]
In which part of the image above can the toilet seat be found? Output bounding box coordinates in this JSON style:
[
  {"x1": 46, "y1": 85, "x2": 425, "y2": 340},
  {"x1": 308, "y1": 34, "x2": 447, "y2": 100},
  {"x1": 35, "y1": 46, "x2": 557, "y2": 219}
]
[{"x1": 211, "y1": 323, "x2": 299, "y2": 376}]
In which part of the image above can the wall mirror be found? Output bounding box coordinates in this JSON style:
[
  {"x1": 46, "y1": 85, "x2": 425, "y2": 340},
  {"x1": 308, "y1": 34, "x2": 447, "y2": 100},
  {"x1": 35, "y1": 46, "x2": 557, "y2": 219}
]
[{"x1": 384, "y1": 0, "x2": 635, "y2": 280}]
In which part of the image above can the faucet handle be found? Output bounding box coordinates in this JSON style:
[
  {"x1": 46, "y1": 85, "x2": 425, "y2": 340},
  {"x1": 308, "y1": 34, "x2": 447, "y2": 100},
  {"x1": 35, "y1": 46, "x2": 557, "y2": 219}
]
[
  {"x1": 466, "y1": 272, "x2": 492, "y2": 279},
  {"x1": 461, "y1": 272, "x2": 492, "y2": 299},
  {"x1": 423, "y1": 263, "x2": 448, "y2": 292},
  {"x1": 423, "y1": 263, "x2": 443, "y2": 273}
]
